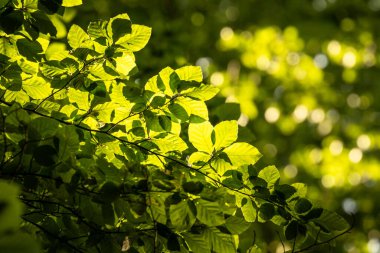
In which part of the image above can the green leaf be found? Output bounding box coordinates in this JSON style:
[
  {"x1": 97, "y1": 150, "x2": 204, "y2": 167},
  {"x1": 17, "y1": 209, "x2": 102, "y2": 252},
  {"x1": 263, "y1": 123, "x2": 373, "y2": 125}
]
[
  {"x1": 295, "y1": 198, "x2": 313, "y2": 214},
  {"x1": 30, "y1": 10, "x2": 57, "y2": 37},
  {"x1": 183, "y1": 233, "x2": 211, "y2": 253},
  {"x1": 223, "y1": 142, "x2": 261, "y2": 167},
  {"x1": 182, "y1": 181, "x2": 204, "y2": 194},
  {"x1": 16, "y1": 38, "x2": 43, "y2": 61},
  {"x1": 168, "y1": 102, "x2": 189, "y2": 122},
  {"x1": 56, "y1": 126, "x2": 79, "y2": 161},
  {"x1": 182, "y1": 84, "x2": 219, "y2": 101},
  {"x1": 107, "y1": 14, "x2": 132, "y2": 43},
  {"x1": 40, "y1": 61, "x2": 68, "y2": 78},
  {"x1": 188, "y1": 151, "x2": 210, "y2": 167},
  {"x1": 169, "y1": 201, "x2": 196, "y2": 231},
  {"x1": 67, "y1": 24, "x2": 92, "y2": 49},
  {"x1": 204, "y1": 227, "x2": 237, "y2": 253},
  {"x1": 99, "y1": 182, "x2": 120, "y2": 203},
  {"x1": 148, "y1": 93, "x2": 166, "y2": 108},
  {"x1": 258, "y1": 166, "x2": 280, "y2": 189},
  {"x1": 22, "y1": 76, "x2": 53, "y2": 99},
  {"x1": 33, "y1": 145, "x2": 58, "y2": 166},
  {"x1": 178, "y1": 96, "x2": 209, "y2": 122},
  {"x1": 0, "y1": 10, "x2": 23, "y2": 34},
  {"x1": 67, "y1": 88, "x2": 91, "y2": 111},
  {"x1": 167, "y1": 234, "x2": 180, "y2": 251},
  {"x1": 152, "y1": 133, "x2": 188, "y2": 153},
  {"x1": 300, "y1": 208, "x2": 323, "y2": 221},
  {"x1": 157, "y1": 67, "x2": 180, "y2": 96},
  {"x1": 62, "y1": 0, "x2": 82, "y2": 7},
  {"x1": 195, "y1": 199, "x2": 225, "y2": 226},
  {"x1": 241, "y1": 199, "x2": 257, "y2": 222},
  {"x1": 0, "y1": 36, "x2": 17, "y2": 57},
  {"x1": 28, "y1": 117, "x2": 59, "y2": 139},
  {"x1": 102, "y1": 203, "x2": 115, "y2": 225},
  {"x1": 285, "y1": 220, "x2": 298, "y2": 240},
  {"x1": 315, "y1": 210, "x2": 349, "y2": 231},
  {"x1": 87, "y1": 20, "x2": 108, "y2": 39},
  {"x1": 213, "y1": 120, "x2": 238, "y2": 150},
  {"x1": 247, "y1": 245, "x2": 262, "y2": 253},
  {"x1": 291, "y1": 183, "x2": 307, "y2": 198},
  {"x1": 258, "y1": 203, "x2": 275, "y2": 221},
  {"x1": 175, "y1": 66, "x2": 203, "y2": 82},
  {"x1": 116, "y1": 24, "x2": 151, "y2": 51},
  {"x1": 274, "y1": 184, "x2": 296, "y2": 202},
  {"x1": 225, "y1": 216, "x2": 251, "y2": 234},
  {"x1": 188, "y1": 121, "x2": 213, "y2": 154},
  {"x1": 38, "y1": 0, "x2": 61, "y2": 14}
]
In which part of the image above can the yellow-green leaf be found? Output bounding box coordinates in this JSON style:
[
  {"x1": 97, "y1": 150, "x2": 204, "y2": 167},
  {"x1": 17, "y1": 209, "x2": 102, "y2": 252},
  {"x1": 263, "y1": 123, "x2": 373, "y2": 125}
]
[
  {"x1": 116, "y1": 24, "x2": 151, "y2": 51},
  {"x1": 223, "y1": 142, "x2": 261, "y2": 166},
  {"x1": 188, "y1": 121, "x2": 213, "y2": 154},
  {"x1": 213, "y1": 120, "x2": 238, "y2": 150},
  {"x1": 67, "y1": 24, "x2": 92, "y2": 49},
  {"x1": 175, "y1": 66, "x2": 203, "y2": 82},
  {"x1": 182, "y1": 84, "x2": 219, "y2": 101}
]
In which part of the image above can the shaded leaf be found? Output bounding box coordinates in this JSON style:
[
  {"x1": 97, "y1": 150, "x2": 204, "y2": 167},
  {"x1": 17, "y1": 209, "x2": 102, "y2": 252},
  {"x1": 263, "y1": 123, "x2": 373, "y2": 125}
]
[{"x1": 195, "y1": 199, "x2": 224, "y2": 226}]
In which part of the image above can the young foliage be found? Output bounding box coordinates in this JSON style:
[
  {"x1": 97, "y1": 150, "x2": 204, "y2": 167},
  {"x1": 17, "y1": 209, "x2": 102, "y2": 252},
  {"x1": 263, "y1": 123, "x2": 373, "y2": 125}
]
[{"x1": 0, "y1": 1, "x2": 351, "y2": 252}]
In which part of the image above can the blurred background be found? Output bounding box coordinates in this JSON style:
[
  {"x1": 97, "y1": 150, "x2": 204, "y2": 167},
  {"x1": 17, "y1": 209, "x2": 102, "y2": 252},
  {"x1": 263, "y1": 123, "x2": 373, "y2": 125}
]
[{"x1": 53, "y1": 0, "x2": 380, "y2": 252}]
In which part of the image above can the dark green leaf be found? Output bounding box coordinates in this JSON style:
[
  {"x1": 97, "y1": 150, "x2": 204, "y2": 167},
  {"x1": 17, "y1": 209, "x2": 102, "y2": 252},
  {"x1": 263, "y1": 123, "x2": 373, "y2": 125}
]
[
  {"x1": 295, "y1": 198, "x2": 313, "y2": 214},
  {"x1": 99, "y1": 181, "x2": 120, "y2": 203},
  {"x1": 300, "y1": 208, "x2": 323, "y2": 221},
  {"x1": 30, "y1": 11, "x2": 57, "y2": 36},
  {"x1": 182, "y1": 181, "x2": 204, "y2": 195},
  {"x1": 33, "y1": 145, "x2": 58, "y2": 166},
  {"x1": 38, "y1": 0, "x2": 62, "y2": 14},
  {"x1": 0, "y1": 8, "x2": 23, "y2": 34},
  {"x1": 225, "y1": 216, "x2": 251, "y2": 234},
  {"x1": 169, "y1": 102, "x2": 189, "y2": 121},
  {"x1": 258, "y1": 203, "x2": 275, "y2": 221},
  {"x1": 285, "y1": 220, "x2": 298, "y2": 240},
  {"x1": 167, "y1": 234, "x2": 180, "y2": 251},
  {"x1": 16, "y1": 39, "x2": 43, "y2": 61}
]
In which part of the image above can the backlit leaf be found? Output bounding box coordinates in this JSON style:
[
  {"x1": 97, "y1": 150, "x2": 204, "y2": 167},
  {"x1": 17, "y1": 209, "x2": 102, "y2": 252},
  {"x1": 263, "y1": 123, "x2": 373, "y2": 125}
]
[
  {"x1": 67, "y1": 24, "x2": 92, "y2": 49},
  {"x1": 116, "y1": 24, "x2": 151, "y2": 51},
  {"x1": 223, "y1": 142, "x2": 261, "y2": 167},
  {"x1": 188, "y1": 121, "x2": 213, "y2": 154},
  {"x1": 213, "y1": 120, "x2": 238, "y2": 150},
  {"x1": 258, "y1": 166, "x2": 280, "y2": 189}
]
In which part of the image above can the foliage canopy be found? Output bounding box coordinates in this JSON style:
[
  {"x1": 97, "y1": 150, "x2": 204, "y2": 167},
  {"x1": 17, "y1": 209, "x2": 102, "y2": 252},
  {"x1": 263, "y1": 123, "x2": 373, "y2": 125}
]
[{"x1": 0, "y1": 1, "x2": 351, "y2": 252}]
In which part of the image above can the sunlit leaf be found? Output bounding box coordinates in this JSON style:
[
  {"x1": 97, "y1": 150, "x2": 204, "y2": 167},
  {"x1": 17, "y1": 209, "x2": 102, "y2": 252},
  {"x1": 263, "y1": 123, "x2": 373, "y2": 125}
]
[
  {"x1": 188, "y1": 121, "x2": 213, "y2": 154},
  {"x1": 258, "y1": 166, "x2": 280, "y2": 189},
  {"x1": 223, "y1": 142, "x2": 261, "y2": 166},
  {"x1": 116, "y1": 24, "x2": 151, "y2": 51},
  {"x1": 213, "y1": 120, "x2": 238, "y2": 150},
  {"x1": 67, "y1": 24, "x2": 92, "y2": 49}
]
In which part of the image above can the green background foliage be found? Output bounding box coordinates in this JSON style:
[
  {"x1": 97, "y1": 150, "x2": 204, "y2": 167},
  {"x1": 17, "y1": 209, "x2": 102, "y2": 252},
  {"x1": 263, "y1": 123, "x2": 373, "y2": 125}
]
[{"x1": 0, "y1": 0, "x2": 377, "y2": 252}]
